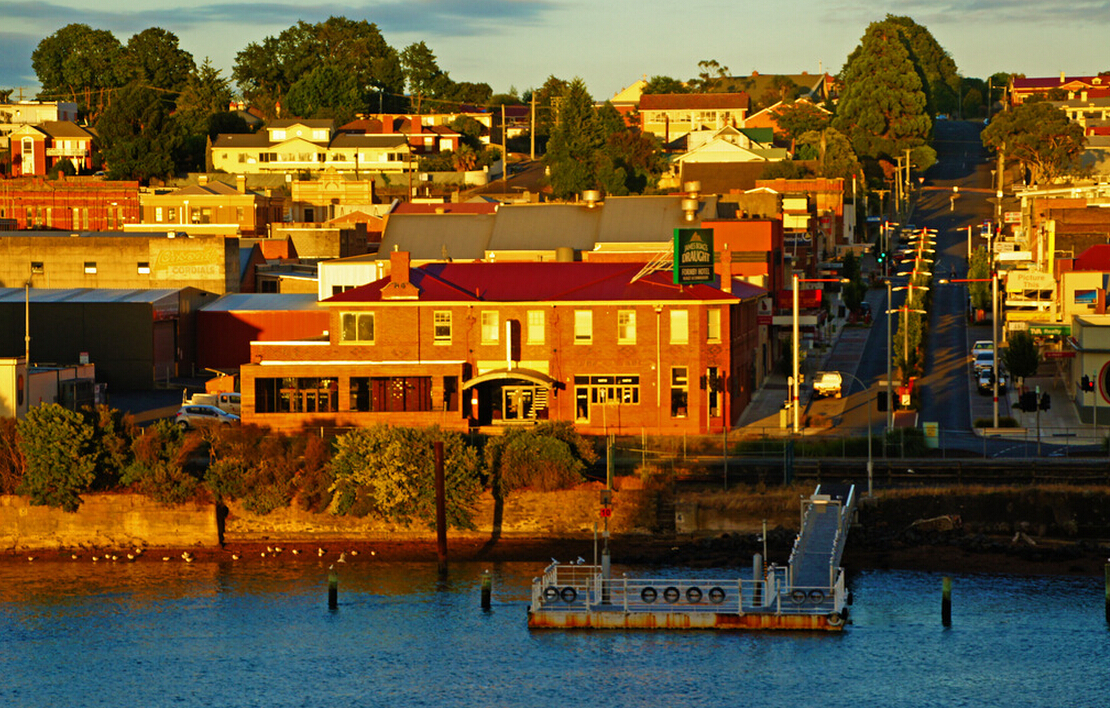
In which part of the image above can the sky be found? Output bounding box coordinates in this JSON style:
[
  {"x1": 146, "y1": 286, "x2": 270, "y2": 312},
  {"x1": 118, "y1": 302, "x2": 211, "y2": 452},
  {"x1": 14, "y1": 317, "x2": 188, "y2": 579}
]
[{"x1": 1, "y1": 0, "x2": 1107, "y2": 103}]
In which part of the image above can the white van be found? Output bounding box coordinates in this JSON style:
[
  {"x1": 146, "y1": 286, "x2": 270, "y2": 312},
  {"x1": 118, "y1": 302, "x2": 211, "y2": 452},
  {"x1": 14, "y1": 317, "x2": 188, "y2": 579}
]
[{"x1": 183, "y1": 391, "x2": 240, "y2": 415}]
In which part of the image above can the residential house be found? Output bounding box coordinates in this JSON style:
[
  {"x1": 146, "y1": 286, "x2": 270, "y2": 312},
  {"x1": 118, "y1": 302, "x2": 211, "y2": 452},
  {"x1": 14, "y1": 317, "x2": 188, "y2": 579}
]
[
  {"x1": 210, "y1": 119, "x2": 412, "y2": 176},
  {"x1": 0, "y1": 177, "x2": 140, "y2": 230},
  {"x1": 339, "y1": 116, "x2": 462, "y2": 155},
  {"x1": 639, "y1": 93, "x2": 750, "y2": 145},
  {"x1": 239, "y1": 252, "x2": 764, "y2": 434},
  {"x1": 0, "y1": 100, "x2": 79, "y2": 150},
  {"x1": 10, "y1": 122, "x2": 95, "y2": 176},
  {"x1": 1010, "y1": 74, "x2": 1110, "y2": 106}
]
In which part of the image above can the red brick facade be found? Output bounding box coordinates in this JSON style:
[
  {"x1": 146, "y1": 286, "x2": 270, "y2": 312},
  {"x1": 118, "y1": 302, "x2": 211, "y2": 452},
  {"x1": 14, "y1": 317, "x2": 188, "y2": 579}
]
[{"x1": 240, "y1": 258, "x2": 765, "y2": 435}]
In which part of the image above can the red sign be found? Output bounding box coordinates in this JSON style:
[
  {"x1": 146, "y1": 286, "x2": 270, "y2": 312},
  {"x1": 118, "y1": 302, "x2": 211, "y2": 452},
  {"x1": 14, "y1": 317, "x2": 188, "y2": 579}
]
[
  {"x1": 599, "y1": 508, "x2": 612, "y2": 518},
  {"x1": 776, "y1": 288, "x2": 823, "y2": 309},
  {"x1": 1044, "y1": 351, "x2": 1075, "y2": 359}
]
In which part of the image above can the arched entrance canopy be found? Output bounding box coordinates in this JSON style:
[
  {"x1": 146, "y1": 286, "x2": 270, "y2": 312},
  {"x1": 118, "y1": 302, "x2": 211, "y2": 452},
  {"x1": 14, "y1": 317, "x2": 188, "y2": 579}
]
[{"x1": 461, "y1": 367, "x2": 560, "y2": 390}]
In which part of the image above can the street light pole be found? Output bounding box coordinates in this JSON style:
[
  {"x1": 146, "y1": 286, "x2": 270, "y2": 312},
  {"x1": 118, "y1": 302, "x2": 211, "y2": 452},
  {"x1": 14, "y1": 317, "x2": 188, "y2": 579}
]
[
  {"x1": 793, "y1": 273, "x2": 800, "y2": 433},
  {"x1": 886, "y1": 279, "x2": 893, "y2": 430}
]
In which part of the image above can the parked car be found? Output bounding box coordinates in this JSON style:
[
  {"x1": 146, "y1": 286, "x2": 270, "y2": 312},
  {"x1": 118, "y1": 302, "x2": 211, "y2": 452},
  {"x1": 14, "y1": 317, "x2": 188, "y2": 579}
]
[
  {"x1": 971, "y1": 340, "x2": 993, "y2": 357},
  {"x1": 977, "y1": 367, "x2": 1007, "y2": 394},
  {"x1": 812, "y1": 371, "x2": 843, "y2": 398},
  {"x1": 973, "y1": 350, "x2": 995, "y2": 374},
  {"x1": 174, "y1": 404, "x2": 240, "y2": 429},
  {"x1": 182, "y1": 391, "x2": 240, "y2": 416}
]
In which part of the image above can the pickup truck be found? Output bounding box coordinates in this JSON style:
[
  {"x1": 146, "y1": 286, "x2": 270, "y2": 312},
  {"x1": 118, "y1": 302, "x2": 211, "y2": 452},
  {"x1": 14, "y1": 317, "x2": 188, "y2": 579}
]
[{"x1": 813, "y1": 371, "x2": 843, "y2": 398}]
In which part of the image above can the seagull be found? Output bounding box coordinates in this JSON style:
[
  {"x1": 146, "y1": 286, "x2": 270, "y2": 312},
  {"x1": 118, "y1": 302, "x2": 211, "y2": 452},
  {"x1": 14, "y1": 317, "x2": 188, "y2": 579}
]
[
  {"x1": 576, "y1": 557, "x2": 585, "y2": 564},
  {"x1": 337, "y1": 552, "x2": 347, "y2": 563},
  {"x1": 92, "y1": 556, "x2": 100, "y2": 562},
  {"x1": 349, "y1": 550, "x2": 358, "y2": 556},
  {"x1": 317, "y1": 548, "x2": 326, "y2": 557},
  {"x1": 231, "y1": 553, "x2": 240, "y2": 560},
  {"x1": 162, "y1": 557, "x2": 171, "y2": 562},
  {"x1": 126, "y1": 554, "x2": 135, "y2": 561},
  {"x1": 27, "y1": 556, "x2": 34, "y2": 562},
  {"x1": 274, "y1": 547, "x2": 283, "y2": 553},
  {"x1": 261, "y1": 552, "x2": 267, "y2": 558},
  {"x1": 370, "y1": 551, "x2": 376, "y2": 556},
  {"x1": 266, "y1": 546, "x2": 274, "y2": 553},
  {"x1": 291, "y1": 549, "x2": 300, "y2": 555},
  {"x1": 551, "y1": 558, "x2": 559, "y2": 564},
  {"x1": 71, "y1": 554, "x2": 79, "y2": 560}
]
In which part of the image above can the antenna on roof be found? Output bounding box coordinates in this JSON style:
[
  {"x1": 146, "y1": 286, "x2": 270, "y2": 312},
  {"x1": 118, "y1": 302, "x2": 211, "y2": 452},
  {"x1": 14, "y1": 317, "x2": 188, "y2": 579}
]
[{"x1": 629, "y1": 248, "x2": 673, "y2": 284}]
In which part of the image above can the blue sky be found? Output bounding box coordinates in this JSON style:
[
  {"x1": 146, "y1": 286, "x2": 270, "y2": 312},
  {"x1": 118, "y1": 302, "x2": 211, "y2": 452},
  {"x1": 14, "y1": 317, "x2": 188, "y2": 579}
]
[{"x1": 1, "y1": 0, "x2": 1106, "y2": 103}]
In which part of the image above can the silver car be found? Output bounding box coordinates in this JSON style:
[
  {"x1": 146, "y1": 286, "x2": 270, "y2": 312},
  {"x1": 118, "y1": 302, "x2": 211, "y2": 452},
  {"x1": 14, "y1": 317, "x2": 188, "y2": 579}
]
[{"x1": 174, "y1": 404, "x2": 240, "y2": 429}]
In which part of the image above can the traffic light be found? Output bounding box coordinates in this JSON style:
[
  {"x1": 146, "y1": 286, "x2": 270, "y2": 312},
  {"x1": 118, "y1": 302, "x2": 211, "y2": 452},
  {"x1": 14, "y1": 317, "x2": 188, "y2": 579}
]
[
  {"x1": 1019, "y1": 391, "x2": 1037, "y2": 412},
  {"x1": 1039, "y1": 393, "x2": 1051, "y2": 411},
  {"x1": 1082, "y1": 375, "x2": 1093, "y2": 392}
]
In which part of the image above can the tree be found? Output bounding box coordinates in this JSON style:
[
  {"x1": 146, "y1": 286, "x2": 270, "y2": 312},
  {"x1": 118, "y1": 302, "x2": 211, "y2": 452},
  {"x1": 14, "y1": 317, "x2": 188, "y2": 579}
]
[
  {"x1": 544, "y1": 78, "x2": 604, "y2": 198},
  {"x1": 450, "y1": 115, "x2": 485, "y2": 150},
  {"x1": 691, "y1": 59, "x2": 730, "y2": 92},
  {"x1": 0, "y1": 417, "x2": 25, "y2": 495},
  {"x1": 967, "y1": 246, "x2": 991, "y2": 312},
  {"x1": 328, "y1": 425, "x2": 482, "y2": 529},
  {"x1": 233, "y1": 17, "x2": 403, "y2": 117},
  {"x1": 834, "y1": 21, "x2": 932, "y2": 162},
  {"x1": 642, "y1": 75, "x2": 688, "y2": 94},
  {"x1": 1002, "y1": 331, "x2": 1040, "y2": 384},
  {"x1": 530, "y1": 75, "x2": 570, "y2": 142},
  {"x1": 31, "y1": 24, "x2": 125, "y2": 119},
  {"x1": 285, "y1": 62, "x2": 368, "y2": 124},
  {"x1": 400, "y1": 41, "x2": 451, "y2": 113},
  {"x1": 96, "y1": 81, "x2": 182, "y2": 183},
  {"x1": 484, "y1": 422, "x2": 598, "y2": 499},
  {"x1": 772, "y1": 100, "x2": 832, "y2": 149},
  {"x1": 982, "y1": 100, "x2": 1085, "y2": 185},
  {"x1": 121, "y1": 28, "x2": 195, "y2": 94},
  {"x1": 16, "y1": 404, "x2": 99, "y2": 511},
  {"x1": 796, "y1": 127, "x2": 861, "y2": 180},
  {"x1": 122, "y1": 419, "x2": 203, "y2": 505},
  {"x1": 878, "y1": 15, "x2": 962, "y2": 117}
]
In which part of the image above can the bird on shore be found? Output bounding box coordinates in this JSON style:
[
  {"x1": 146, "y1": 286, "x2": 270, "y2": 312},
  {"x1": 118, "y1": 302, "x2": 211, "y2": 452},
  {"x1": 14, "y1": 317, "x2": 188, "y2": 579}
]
[
  {"x1": 27, "y1": 556, "x2": 34, "y2": 562},
  {"x1": 231, "y1": 553, "x2": 240, "y2": 560},
  {"x1": 337, "y1": 552, "x2": 347, "y2": 563},
  {"x1": 317, "y1": 548, "x2": 326, "y2": 557},
  {"x1": 349, "y1": 550, "x2": 358, "y2": 556},
  {"x1": 92, "y1": 556, "x2": 100, "y2": 562},
  {"x1": 162, "y1": 557, "x2": 171, "y2": 562},
  {"x1": 71, "y1": 554, "x2": 79, "y2": 560},
  {"x1": 291, "y1": 549, "x2": 300, "y2": 555}
]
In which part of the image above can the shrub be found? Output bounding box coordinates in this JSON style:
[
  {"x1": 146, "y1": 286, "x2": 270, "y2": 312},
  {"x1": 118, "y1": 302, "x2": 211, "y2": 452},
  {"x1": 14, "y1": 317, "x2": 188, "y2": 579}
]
[
  {"x1": 16, "y1": 404, "x2": 98, "y2": 511},
  {"x1": 204, "y1": 425, "x2": 324, "y2": 515},
  {"x1": 0, "y1": 417, "x2": 25, "y2": 494},
  {"x1": 328, "y1": 425, "x2": 482, "y2": 529},
  {"x1": 122, "y1": 419, "x2": 204, "y2": 504},
  {"x1": 485, "y1": 422, "x2": 598, "y2": 498}
]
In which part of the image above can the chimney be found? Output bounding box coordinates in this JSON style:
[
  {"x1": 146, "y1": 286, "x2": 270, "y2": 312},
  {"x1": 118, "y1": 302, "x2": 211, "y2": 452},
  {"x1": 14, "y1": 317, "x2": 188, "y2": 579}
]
[
  {"x1": 582, "y1": 190, "x2": 601, "y2": 208},
  {"x1": 382, "y1": 116, "x2": 392, "y2": 134},
  {"x1": 717, "y1": 247, "x2": 732, "y2": 285},
  {"x1": 382, "y1": 249, "x2": 420, "y2": 299},
  {"x1": 198, "y1": 175, "x2": 208, "y2": 186},
  {"x1": 236, "y1": 174, "x2": 246, "y2": 193},
  {"x1": 411, "y1": 117, "x2": 421, "y2": 134},
  {"x1": 1060, "y1": 71, "x2": 1066, "y2": 83},
  {"x1": 1097, "y1": 289, "x2": 1107, "y2": 315}
]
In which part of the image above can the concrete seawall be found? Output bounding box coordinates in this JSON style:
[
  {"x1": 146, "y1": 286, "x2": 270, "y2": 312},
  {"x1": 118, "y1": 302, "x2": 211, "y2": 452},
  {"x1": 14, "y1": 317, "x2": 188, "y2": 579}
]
[{"x1": 0, "y1": 494, "x2": 218, "y2": 550}]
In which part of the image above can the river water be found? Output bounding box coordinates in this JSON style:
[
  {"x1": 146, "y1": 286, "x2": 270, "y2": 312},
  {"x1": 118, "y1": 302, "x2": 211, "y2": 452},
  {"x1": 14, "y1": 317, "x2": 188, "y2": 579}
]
[{"x1": 2, "y1": 560, "x2": 1108, "y2": 707}]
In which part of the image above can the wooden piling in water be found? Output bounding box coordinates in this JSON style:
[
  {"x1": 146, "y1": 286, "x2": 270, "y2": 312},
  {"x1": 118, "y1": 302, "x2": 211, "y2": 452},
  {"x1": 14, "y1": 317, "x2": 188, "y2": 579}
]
[
  {"x1": 434, "y1": 441, "x2": 447, "y2": 570},
  {"x1": 942, "y1": 576, "x2": 952, "y2": 626},
  {"x1": 1104, "y1": 564, "x2": 1110, "y2": 626},
  {"x1": 481, "y1": 570, "x2": 492, "y2": 610},
  {"x1": 328, "y1": 566, "x2": 338, "y2": 610}
]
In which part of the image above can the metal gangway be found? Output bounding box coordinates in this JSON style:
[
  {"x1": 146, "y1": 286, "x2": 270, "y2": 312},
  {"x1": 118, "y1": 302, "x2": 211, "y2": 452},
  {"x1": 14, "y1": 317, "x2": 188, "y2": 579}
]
[{"x1": 785, "y1": 483, "x2": 857, "y2": 611}]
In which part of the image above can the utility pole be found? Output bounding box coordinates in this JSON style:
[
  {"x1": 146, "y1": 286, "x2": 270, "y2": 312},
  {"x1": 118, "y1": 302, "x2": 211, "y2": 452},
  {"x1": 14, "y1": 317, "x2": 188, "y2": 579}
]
[
  {"x1": 501, "y1": 104, "x2": 507, "y2": 184},
  {"x1": 530, "y1": 93, "x2": 536, "y2": 160}
]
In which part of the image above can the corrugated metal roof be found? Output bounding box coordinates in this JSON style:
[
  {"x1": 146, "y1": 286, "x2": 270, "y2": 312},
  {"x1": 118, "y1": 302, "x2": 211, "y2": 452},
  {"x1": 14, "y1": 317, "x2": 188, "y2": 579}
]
[
  {"x1": 327, "y1": 262, "x2": 738, "y2": 304},
  {"x1": 0, "y1": 288, "x2": 181, "y2": 304},
  {"x1": 640, "y1": 93, "x2": 750, "y2": 110},
  {"x1": 330, "y1": 134, "x2": 409, "y2": 148},
  {"x1": 596, "y1": 195, "x2": 720, "y2": 244},
  {"x1": 1074, "y1": 244, "x2": 1110, "y2": 271},
  {"x1": 200, "y1": 293, "x2": 324, "y2": 312},
  {"x1": 487, "y1": 203, "x2": 600, "y2": 251},
  {"x1": 8, "y1": 230, "x2": 183, "y2": 239},
  {"x1": 378, "y1": 213, "x2": 494, "y2": 261}
]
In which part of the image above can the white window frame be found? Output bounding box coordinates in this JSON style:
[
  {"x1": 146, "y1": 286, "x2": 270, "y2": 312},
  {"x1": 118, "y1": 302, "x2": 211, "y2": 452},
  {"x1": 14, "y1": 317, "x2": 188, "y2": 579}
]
[
  {"x1": 618, "y1": 310, "x2": 636, "y2": 345},
  {"x1": 433, "y1": 311, "x2": 452, "y2": 344},
  {"x1": 527, "y1": 310, "x2": 545, "y2": 345},
  {"x1": 707, "y1": 308, "x2": 721, "y2": 343},
  {"x1": 481, "y1": 311, "x2": 499, "y2": 344},
  {"x1": 574, "y1": 310, "x2": 593, "y2": 344},
  {"x1": 339, "y1": 311, "x2": 375, "y2": 343},
  {"x1": 670, "y1": 309, "x2": 689, "y2": 345}
]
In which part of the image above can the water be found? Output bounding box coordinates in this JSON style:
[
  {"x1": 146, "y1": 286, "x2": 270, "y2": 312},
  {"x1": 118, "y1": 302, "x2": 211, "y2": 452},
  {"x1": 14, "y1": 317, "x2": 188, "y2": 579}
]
[{"x1": 2, "y1": 561, "x2": 1108, "y2": 707}]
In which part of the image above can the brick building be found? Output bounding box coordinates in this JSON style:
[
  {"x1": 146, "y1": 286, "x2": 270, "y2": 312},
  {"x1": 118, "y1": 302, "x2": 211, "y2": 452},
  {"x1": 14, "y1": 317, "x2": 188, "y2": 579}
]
[
  {"x1": 239, "y1": 253, "x2": 765, "y2": 435},
  {"x1": 0, "y1": 177, "x2": 140, "y2": 230}
]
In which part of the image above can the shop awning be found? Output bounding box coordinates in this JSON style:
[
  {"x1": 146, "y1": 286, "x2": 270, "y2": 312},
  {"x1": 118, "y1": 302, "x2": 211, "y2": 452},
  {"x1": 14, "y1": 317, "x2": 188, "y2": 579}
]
[{"x1": 462, "y1": 368, "x2": 560, "y2": 390}]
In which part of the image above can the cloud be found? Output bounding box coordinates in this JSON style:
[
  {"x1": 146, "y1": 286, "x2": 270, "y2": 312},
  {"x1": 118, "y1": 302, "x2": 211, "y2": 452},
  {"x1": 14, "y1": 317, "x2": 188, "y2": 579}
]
[
  {"x1": 821, "y1": 0, "x2": 1110, "y2": 27},
  {"x1": 0, "y1": 1, "x2": 556, "y2": 38},
  {"x1": 0, "y1": 31, "x2": 40, "y2": 89}
]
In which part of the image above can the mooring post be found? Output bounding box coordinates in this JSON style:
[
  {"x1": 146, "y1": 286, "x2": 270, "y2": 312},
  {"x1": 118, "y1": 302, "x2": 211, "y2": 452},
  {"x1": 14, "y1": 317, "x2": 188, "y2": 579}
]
[
  {"x1": 942, "y1": 576, "x2": 952, "y2": 626},
  {"x1": 328, "y1": 565, "x2": 339, "y2": 610},
  {"x1": 753, "y1": 553, "x2": 763, "y2": 607},
  {"x1": 1104, "y1": 564, "x2": 1110, "y2": 626},
  {"x1": 481, "y1": 570, "x2": 492, "y2": 611},
  {"x1": 434, "y1": 441, "x2": 447, "y2": 572}
]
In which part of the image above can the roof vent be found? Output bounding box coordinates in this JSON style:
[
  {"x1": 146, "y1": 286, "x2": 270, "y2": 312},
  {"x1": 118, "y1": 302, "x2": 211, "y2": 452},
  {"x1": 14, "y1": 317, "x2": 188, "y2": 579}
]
[
  {"x1": 683, "y1": 181, "x2": 701, "y2": 199},
  {"x1": 582, "y1": 190, "x2": 601, "y2": 208},
  {"x1": 681, "y1": 198, "x2": 700, "y2": 222}
]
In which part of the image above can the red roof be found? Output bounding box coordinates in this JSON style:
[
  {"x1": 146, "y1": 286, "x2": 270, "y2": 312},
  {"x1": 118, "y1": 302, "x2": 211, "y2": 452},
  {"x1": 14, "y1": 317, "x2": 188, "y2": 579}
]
[
  {"x1": 640, "y1": 93, "x2": 751, "y2": 111},
  {"x1": 325, "y1": 262, "x2": 740, "y2": 304},
  {"x1": 1073, "y1": 244, "x2": 1110, "y2": 271}
]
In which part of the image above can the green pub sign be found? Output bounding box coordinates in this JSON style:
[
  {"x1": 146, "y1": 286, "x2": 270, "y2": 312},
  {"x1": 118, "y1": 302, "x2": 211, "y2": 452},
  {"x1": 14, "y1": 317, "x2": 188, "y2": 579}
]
[{"x1": 673, "y1": 227, "x2": 715, "y2": 285}]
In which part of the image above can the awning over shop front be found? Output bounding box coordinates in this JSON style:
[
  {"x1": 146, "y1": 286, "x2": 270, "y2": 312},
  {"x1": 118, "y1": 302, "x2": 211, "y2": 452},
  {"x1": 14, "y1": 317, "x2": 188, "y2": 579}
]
[
  {"x1": 1023, "y1": 322, "x2": 1071, "y2": 336},
  {"x1": 462, "y1": 368, "x2": 560, "y2": 390}
]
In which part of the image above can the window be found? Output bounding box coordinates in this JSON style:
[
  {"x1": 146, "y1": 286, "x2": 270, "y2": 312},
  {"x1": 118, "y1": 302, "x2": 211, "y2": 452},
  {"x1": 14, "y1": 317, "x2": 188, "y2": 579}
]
[
  {"x1": 707, "y1": 308, "x2": 721, "y2": 342},
  {"x1": 527, "y1": 310, "x2": 545, "y2": 344},
  {"x1": 340, "y1": 312, "x2": 375, "y2": 343},
  {"x1": 670, "y1": 367, "x2": 689, "y2": 417},
  {"x1": 481, "y1": 311, "x2": 499, "y2": 344},
  {"x1": 137, "y1": 262, "x2": 150, "y2": 274},
  {"x1": 574, "y1": 310, "x2": 593, "y2": 343},
  {"x1": 670, "y1": 309, "x2": 689, "y2": 344},
  {"x1": 84, "y1": 262, "x2": 97, "y2": 274},
  {"x1": 155, "y1": 207, "x2": 164, "y2": 223},
  {"x1": 255, "y1": 377, "x2": 338, "y2": 413},
  {"x1": 348, "y1": 376, "x2": 433, "y2": 412},
  {"x1": 574, "y1": 375, "x2": 641, "y2": 422},
  {"x1": 434, "y1": 311, "x2": 452, "y2": 343},
  {"x1": 617, "y1": 311, "x2": 636, "y2": 345},
  {"x1": 31, "y1": 262, "x2": 44, "y2": 275}
]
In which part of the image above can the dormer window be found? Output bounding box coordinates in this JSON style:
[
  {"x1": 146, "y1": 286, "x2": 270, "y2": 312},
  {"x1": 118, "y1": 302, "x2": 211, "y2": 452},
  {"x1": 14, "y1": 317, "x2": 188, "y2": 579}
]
[{"x1": 272, "y1": 129, "x2": 286, "y2": 140}]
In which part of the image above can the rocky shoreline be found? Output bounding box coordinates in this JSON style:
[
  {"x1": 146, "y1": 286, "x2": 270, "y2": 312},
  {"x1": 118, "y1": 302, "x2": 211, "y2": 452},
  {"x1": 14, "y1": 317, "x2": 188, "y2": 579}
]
[{"x1": 4, "y1": 530, "x2": 1108, "y2": 578}]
